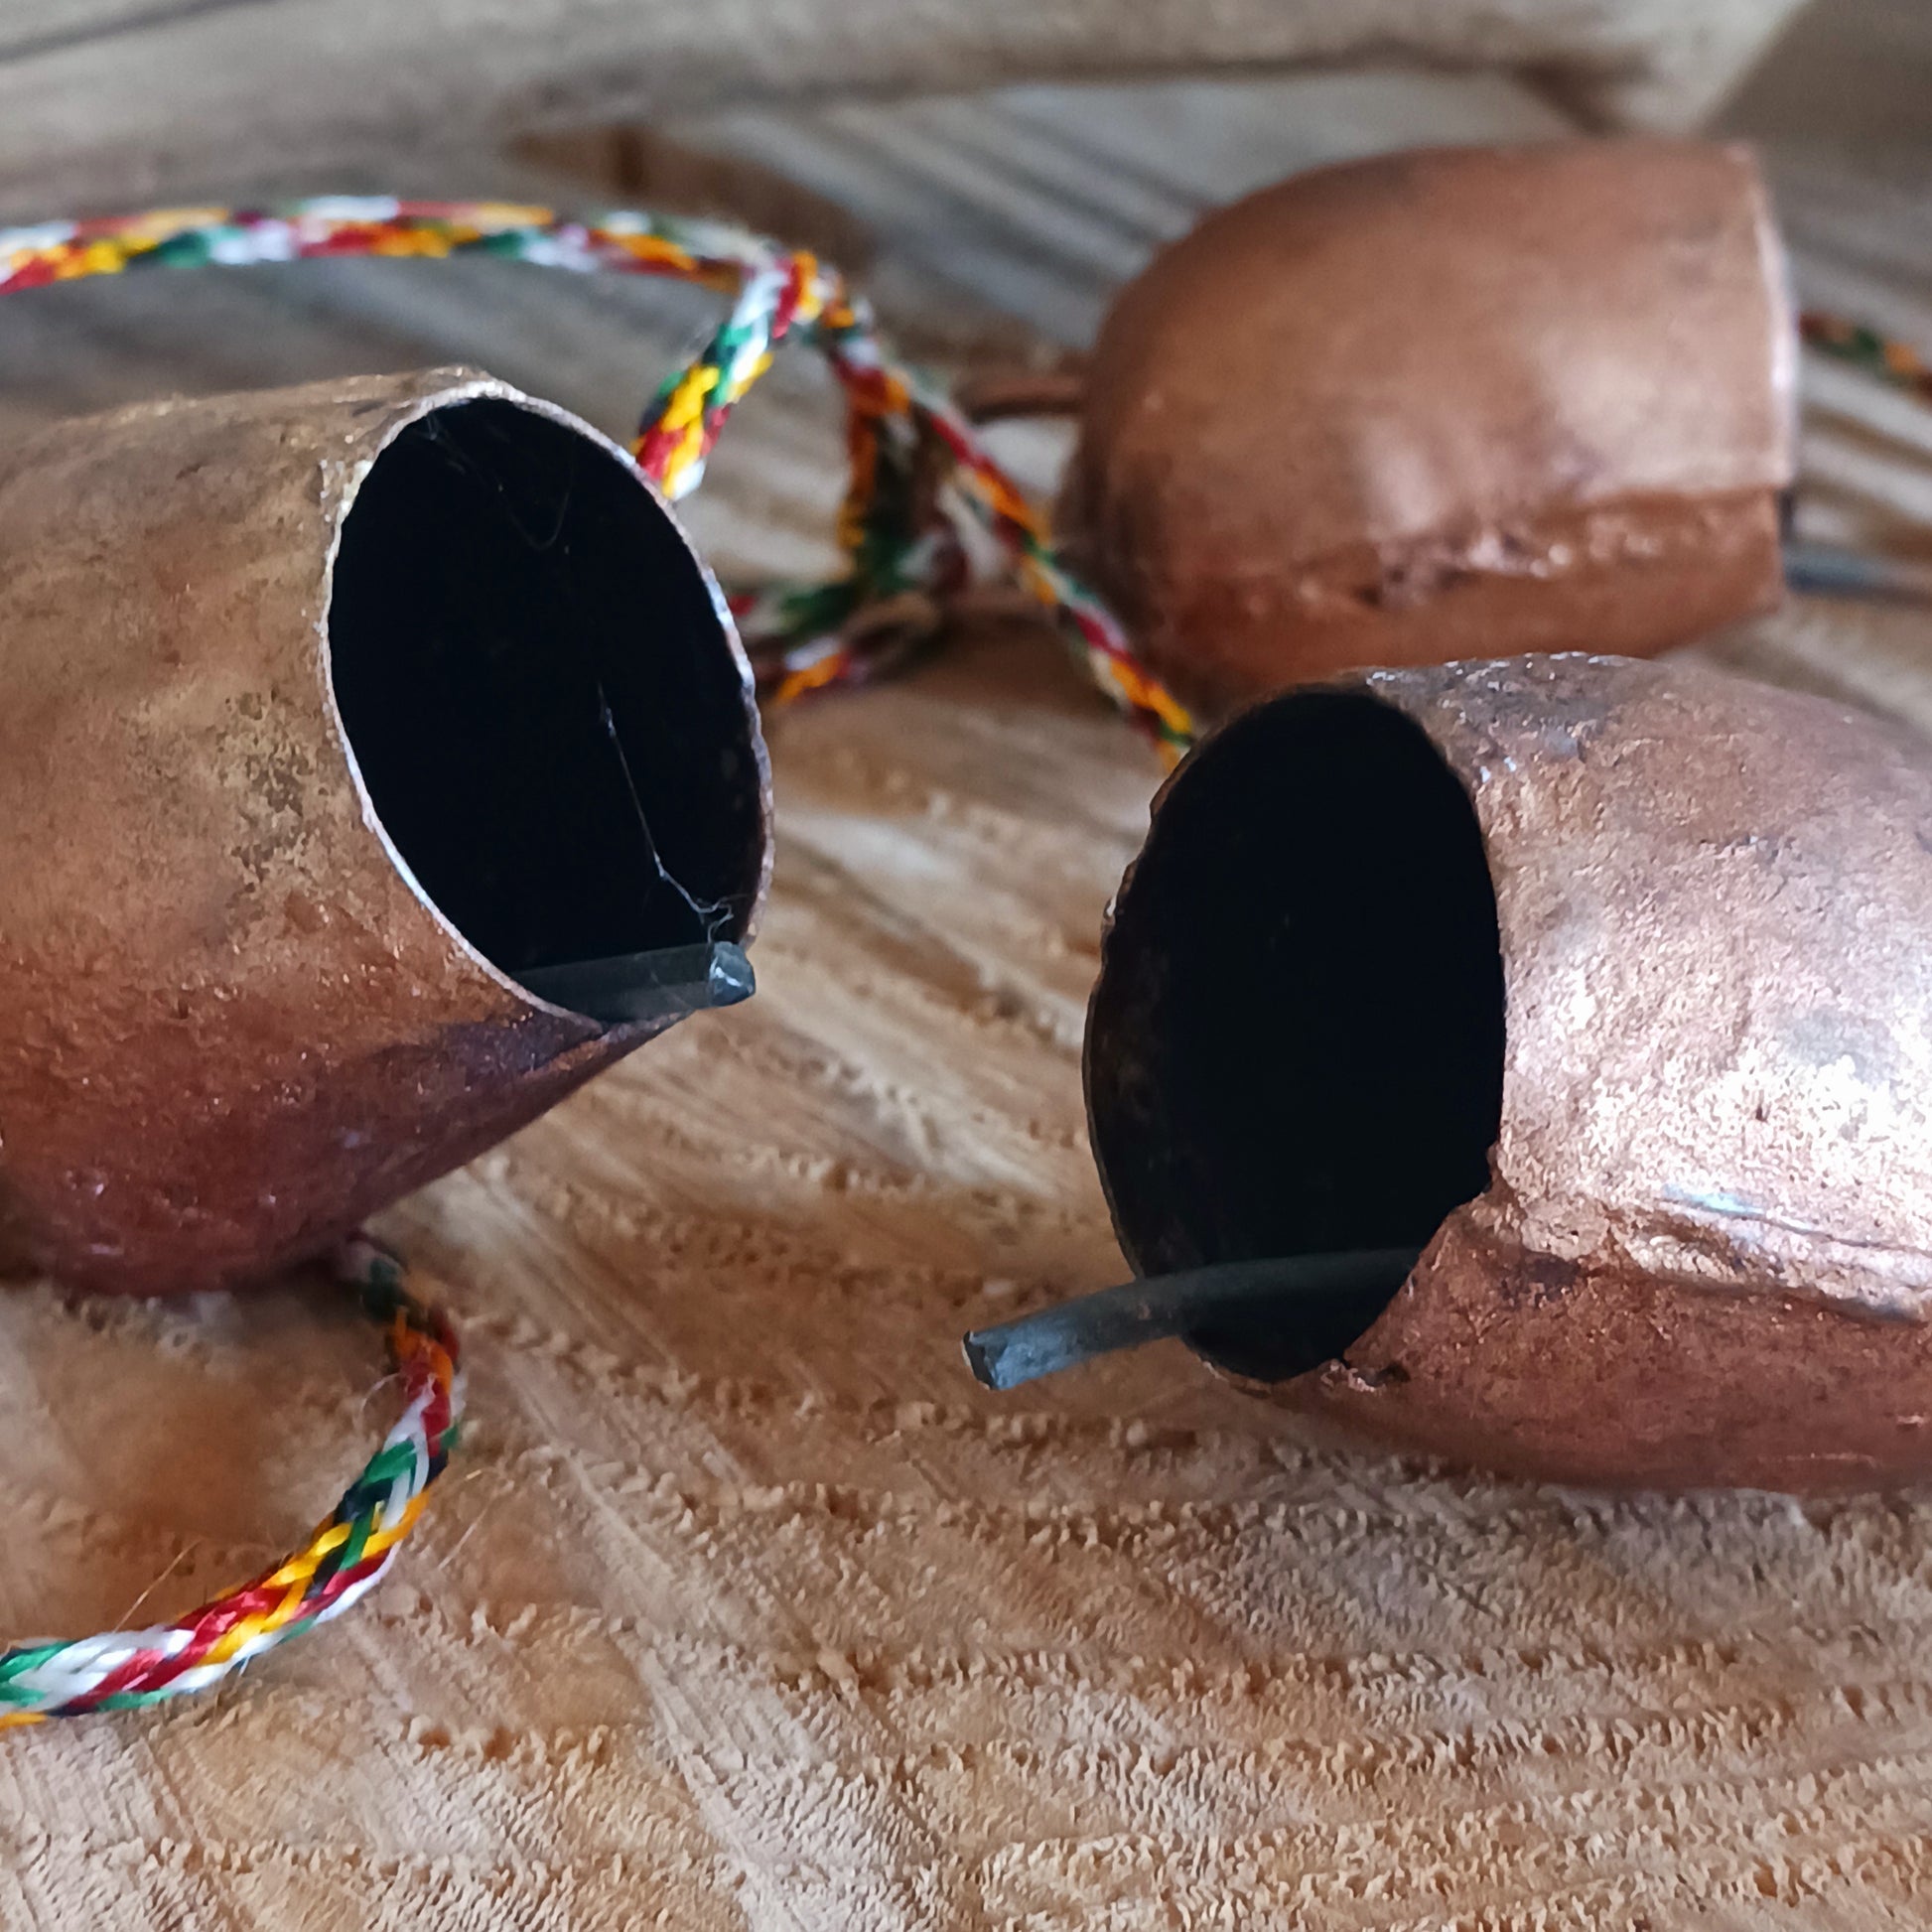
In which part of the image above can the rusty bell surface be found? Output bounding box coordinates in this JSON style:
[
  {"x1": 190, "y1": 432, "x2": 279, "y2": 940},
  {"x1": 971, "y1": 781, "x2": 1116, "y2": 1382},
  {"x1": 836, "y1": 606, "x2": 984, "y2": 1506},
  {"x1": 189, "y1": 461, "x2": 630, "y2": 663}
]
[
  {"x1": 0, "y1": 368, "x2": 771, "y2": 1297},
  {"x1": 1086, "y1": 654, "x2": 1932, "y2": 1493},
  {"x1": 1058, "y1": 140, "x2": 1797, "y2": 720}
]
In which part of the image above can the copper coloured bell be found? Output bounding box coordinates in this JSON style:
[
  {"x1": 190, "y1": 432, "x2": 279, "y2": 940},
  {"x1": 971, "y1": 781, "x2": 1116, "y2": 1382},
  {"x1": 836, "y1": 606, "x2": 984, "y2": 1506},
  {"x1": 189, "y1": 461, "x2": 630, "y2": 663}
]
[
  {"x1": 0, "y1": 368, "x2": 770, "y2": 1296},
  {"x1": 973, "y1": 654, "x2": 1932, "y2": 1495},
  {"x1": 1056, "y1": 140, "x2": 1797, "y2": 719}
]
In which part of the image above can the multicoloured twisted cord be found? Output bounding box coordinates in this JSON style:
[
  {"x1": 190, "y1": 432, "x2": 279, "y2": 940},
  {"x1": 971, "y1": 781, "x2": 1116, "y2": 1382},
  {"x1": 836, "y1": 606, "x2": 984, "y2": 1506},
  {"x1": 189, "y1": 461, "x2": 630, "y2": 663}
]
[
  {"x1": 0, "y1": 197, "x2": 1197, "y2": 759},
  {"x1": 0, "y1": 1238, "x2": 461, "y2": 1725},
  {"x1": 1802, "y1": 308, "x2": 1932, "y2": 406}
]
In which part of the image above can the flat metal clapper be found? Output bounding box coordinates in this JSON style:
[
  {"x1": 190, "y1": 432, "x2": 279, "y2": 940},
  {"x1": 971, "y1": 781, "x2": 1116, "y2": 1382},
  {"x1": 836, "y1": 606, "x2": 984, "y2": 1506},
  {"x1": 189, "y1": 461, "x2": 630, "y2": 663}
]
[
  {"x1": 962, "y1": 1249, "x2": 1422, "y2": 1391},
  {"x1": 519, "y1": 939, "x2": 756, "y2": 1026}
]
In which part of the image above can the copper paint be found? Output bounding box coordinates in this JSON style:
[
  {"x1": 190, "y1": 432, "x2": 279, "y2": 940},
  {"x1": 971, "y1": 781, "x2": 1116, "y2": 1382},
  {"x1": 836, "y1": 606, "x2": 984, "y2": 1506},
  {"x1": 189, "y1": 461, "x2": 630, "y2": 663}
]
[
  {"x1": 0, "y1": 370, "x2": 770, "y2": 1296},
  {"x1": 1060, "y1": 141, "x2": 1797, "y2": 719},
  {"x1": 1088, "y1": 654, "x2": 1932, "y2": 1493}
]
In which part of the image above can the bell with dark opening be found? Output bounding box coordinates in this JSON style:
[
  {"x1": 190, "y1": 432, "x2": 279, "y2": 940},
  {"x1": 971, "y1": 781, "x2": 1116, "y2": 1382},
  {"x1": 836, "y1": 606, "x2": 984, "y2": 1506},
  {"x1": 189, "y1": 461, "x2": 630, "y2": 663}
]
[
  {"x1": 0, "y1": 368, "x2": 770, "y2": 1297},
  {"x1": 1060, "y1": 654, "x2": 1932, "y2": 1494}
]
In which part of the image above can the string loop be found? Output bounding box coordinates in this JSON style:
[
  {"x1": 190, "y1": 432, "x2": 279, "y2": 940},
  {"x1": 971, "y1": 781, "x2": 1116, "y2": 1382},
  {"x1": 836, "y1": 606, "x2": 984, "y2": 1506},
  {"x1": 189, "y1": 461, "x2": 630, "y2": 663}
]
[
  {"x1": 0, "y1": 1240, "x2": 460, "y2": 1725},
  {"x1": 0, "y1": 198, "x2": 1200, "y2": 758}
]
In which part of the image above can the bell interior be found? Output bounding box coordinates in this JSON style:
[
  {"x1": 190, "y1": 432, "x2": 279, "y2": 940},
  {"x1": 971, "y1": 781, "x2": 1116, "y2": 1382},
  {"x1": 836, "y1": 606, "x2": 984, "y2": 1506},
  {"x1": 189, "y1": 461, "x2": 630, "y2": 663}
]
[
  {"x1": 1089, "y1": 689, "x2": 1505, "y2": 1379},
  {"x1": 328, "y1": 397, "x2": 762, "y2": 1012}
]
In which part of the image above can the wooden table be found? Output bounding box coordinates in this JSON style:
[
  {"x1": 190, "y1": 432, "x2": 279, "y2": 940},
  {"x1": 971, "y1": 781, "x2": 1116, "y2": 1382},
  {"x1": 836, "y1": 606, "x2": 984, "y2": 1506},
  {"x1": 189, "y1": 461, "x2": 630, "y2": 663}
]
[{"x1": 6, "y1": 52, "x2": 1932, "y2": 1930}]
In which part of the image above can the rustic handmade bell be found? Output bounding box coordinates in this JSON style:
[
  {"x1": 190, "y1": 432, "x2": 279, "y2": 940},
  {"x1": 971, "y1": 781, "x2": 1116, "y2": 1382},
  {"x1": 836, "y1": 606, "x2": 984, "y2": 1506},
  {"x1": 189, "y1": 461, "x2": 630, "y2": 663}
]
[
  {"x1": 977, "y1": 654, "x2": 1932, "y2": 1494},
  {"x1": 1056, "y1": 140, "x2": 1797, "y2": 719},
  {"x1": 0, "y1": 368, "x2": 770, "y2": 1297}
]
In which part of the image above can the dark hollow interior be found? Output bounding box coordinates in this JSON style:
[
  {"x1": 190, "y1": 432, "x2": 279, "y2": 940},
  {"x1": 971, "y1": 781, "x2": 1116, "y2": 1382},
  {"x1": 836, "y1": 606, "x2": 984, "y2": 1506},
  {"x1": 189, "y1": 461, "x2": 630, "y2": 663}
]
[
  {"x1": 1089, "y1": 690, "x2": 1505, "y2": 1379},
  {"x1": 330, "y1": 398, "x2": 762, "y2": 1005}
]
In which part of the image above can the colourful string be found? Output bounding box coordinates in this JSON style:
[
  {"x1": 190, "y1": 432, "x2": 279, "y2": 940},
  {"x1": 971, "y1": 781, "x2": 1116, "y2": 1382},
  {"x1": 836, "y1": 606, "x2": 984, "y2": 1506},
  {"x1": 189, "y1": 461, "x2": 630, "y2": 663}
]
[
  {"x1": 1801, "y1": 308, "x2": 1932, "y2": 407},
  {"x1": 0, "y1": 1238, "x2": 461, "y2": 1725},
  {"x1": 0, "y1": 197, "x2": 1198, "y2": 759}
]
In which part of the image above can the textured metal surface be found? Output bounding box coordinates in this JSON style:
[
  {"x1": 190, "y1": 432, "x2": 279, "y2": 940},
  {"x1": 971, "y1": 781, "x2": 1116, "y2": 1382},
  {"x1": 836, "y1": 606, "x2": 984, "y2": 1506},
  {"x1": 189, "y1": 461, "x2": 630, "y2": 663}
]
[
  {"x1": 0, "y1": 369, "x2": 770, "y2": 1296},
  {"x1": 1090, "y1": 653, "x2": 1932, "y2": 1492},
  {"x1": 1060, "y1": 140, "x2": 1797, "y2": 718}
]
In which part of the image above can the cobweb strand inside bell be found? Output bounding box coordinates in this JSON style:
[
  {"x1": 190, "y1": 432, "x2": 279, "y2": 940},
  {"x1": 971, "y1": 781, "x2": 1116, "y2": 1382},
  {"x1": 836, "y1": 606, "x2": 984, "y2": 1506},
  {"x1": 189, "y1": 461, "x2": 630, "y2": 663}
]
[
  {"x1": 1089, "y1": 689, "x2": 1505, "y2": 1379},
  {"x1": 328, "y1": 397, "x2": 762, "y2": 1017}
]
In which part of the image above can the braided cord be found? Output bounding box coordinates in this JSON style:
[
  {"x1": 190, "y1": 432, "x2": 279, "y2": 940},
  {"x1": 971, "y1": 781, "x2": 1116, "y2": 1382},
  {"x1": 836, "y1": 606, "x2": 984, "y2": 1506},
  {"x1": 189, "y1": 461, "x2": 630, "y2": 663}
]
[
  {"x1": 0, "y1": 1238, "x2": 461, "y2": 1725},
  {"x1": 1801, "y1": 308, "x2": 1932, "y2": 406},
  {"x1": 0, "y1": 198, "x2": 1197, "y2": 759}
]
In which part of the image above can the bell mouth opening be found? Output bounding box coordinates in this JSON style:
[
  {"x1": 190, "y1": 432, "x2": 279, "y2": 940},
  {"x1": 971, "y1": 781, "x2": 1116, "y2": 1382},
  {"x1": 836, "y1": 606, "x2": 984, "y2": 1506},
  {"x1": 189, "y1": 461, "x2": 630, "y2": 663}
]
[
  {"x1": 1087, "y1": 688, "x2": 1505, "y2": 1380},
  {"x1": 328, "y1": 396, "x2": 764, "y2": 1019}
]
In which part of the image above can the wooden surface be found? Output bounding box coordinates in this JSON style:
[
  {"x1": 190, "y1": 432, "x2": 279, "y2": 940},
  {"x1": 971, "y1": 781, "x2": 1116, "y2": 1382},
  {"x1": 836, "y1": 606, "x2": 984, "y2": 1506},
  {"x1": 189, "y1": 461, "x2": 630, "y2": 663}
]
[
  {"x1": 0, "y1": 0, "x2": 1807, "y2": 219},
  {"x1": 8, "y1": 51, "x2": 1932, "y2": 1931}
]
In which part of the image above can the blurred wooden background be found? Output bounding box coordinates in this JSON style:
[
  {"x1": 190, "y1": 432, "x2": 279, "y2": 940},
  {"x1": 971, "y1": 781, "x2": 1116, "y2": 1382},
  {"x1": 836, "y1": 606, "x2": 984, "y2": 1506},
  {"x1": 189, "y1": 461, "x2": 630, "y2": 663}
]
[{"x1": 0, "y1": 0, "x2": 1806, "y2": 216}]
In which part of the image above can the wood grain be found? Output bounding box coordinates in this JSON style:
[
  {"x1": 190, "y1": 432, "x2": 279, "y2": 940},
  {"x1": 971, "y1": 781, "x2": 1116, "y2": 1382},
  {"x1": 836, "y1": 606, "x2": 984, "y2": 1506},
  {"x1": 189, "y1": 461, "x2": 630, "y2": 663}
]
[
  {"x1": 0, "y1": 0, "x2": 1805, "y2": 219},
  {"x1": 3, "y1": 60, "x2": 1932, "y2": 1932}
]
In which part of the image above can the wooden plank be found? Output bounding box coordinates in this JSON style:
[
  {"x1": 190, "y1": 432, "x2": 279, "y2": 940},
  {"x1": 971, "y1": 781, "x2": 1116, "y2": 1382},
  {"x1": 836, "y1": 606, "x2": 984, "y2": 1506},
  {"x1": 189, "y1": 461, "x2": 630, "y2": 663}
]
[{"x1": 0, "y1": 0, "x2": 1808, "y2": 219}]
